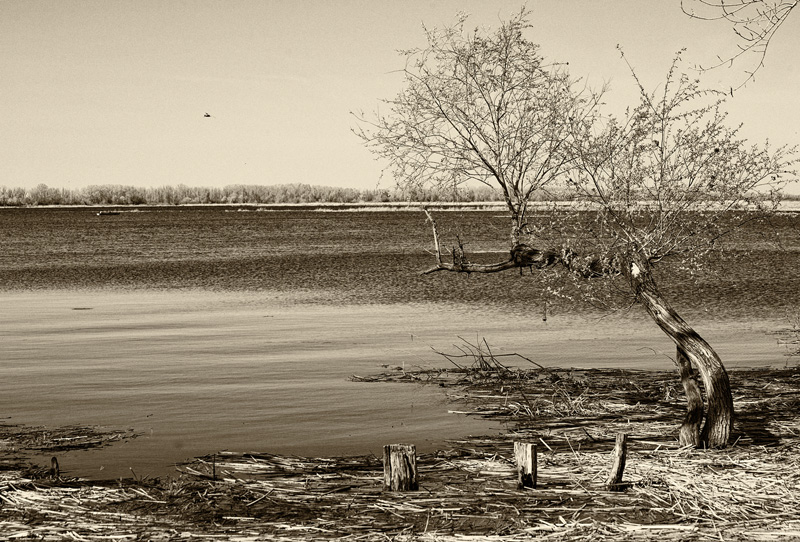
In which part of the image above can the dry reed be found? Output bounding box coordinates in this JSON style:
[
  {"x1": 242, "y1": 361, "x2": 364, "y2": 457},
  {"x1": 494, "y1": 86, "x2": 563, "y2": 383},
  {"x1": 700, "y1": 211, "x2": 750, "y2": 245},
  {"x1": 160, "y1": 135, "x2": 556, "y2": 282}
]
[{"x1": 2, "y1": 367, "x2": 799, "y2": 540}]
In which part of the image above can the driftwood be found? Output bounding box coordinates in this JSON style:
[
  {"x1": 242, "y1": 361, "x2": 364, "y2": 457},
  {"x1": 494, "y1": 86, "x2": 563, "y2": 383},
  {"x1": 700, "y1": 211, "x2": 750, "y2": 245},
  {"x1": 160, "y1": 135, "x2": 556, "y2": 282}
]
[
  {"x1": 420, "y1": 208, "x2": 619, "y2": 278},
  {"x1": 421, "y1": 209, "x2": 518, "y2": 275},
  {"x1": 2, "y1": 368, "x2": 800, "y2": 540},
  {"x1": 605, "y1": 433, "x2": 628, "y2": 491},
  {"x1": 514, "y1": 441, "x2": 537, "y2": 489},
  {"x1": 382, "y1": 444, "x2": 418, "y2": 491}
]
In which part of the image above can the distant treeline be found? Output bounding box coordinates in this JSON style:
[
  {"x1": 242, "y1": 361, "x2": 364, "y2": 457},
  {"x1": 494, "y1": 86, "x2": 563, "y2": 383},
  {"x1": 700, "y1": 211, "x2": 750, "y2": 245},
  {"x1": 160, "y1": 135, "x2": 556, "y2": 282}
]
[
  {"x1": 0, "y1": 183, "x2": 512, "y2": 207},
  {"x1": 3, "y1": 182, "x2": 798, "y2": 207}
]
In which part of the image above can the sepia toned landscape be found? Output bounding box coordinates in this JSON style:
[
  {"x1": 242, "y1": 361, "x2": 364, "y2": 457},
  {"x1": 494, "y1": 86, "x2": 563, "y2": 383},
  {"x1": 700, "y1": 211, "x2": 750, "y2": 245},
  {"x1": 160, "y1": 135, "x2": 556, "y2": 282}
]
[
  {"x1": 1, "y1": 206, "x2": 799, "y2": 539},
  {"x1": 4, "y1": 0, "x2": 800, "y2": 540}
]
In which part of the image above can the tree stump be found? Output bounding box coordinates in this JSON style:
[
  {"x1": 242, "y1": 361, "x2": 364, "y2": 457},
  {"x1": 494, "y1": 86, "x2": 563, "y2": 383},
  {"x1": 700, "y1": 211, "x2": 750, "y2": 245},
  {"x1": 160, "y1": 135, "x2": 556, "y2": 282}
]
[
  {"x1": 514, "y1": 441, "x2": 537, "y2": 489},
  {"x1": 605, "y1": 433, "x2": 628, "y2": 491},
  {"x1": 383, "y1": 444, "x2": 418, "y2": 491}
]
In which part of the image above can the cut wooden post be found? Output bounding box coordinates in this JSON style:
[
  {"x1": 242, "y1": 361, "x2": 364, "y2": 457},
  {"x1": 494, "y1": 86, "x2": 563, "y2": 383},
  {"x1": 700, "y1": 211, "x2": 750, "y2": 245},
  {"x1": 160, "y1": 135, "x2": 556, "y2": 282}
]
[
  {"x1": 514, "y1": 441, "x2": 537, "y2": 489},
  {"x1": 383, "y1": 444, "x2": 418, "y2": 491},
  {"x1": 605, "y1": 433, "x2": 628, "y2": 491}
]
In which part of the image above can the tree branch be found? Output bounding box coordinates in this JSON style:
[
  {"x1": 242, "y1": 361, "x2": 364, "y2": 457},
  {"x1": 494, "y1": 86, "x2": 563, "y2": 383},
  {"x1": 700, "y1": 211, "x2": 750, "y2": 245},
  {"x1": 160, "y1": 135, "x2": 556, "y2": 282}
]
[
  {"x1": 421, "y1": 208, "x2": 518, "y2": 274},
  {"x1": 421, "y1": 259, "x2": 518, "y2": 275},
  {"x1": 421, "y1": 209, "x2": 624, "y2": 279}
]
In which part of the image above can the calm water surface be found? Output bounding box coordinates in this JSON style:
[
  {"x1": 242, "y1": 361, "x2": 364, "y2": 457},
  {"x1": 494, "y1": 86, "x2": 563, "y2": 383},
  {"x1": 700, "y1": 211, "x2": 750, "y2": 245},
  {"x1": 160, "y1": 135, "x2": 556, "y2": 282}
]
[{"x1": 1, "y1": 207, "x2": 798, "y2": 479}]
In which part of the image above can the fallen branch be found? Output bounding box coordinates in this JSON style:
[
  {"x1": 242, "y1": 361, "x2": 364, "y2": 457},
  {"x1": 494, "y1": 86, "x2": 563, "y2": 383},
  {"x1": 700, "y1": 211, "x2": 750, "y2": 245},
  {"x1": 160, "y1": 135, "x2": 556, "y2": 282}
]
[
  {"x1": 421, "y1": 209, "x2": 619, "y2": 279},
  {"x1": 421, "y1": 208, "x2": 518, "y2": 275}
]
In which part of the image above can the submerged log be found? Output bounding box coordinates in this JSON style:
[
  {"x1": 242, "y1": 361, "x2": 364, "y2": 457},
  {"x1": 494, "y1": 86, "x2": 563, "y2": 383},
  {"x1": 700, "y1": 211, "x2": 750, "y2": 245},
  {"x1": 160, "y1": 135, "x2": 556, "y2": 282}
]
[
  {"x1": 514, "y1": 441, "x2": 538, "y2": 489},
  {"x1": 383, "y1": 444, "x2": 418, "y2": 491}
]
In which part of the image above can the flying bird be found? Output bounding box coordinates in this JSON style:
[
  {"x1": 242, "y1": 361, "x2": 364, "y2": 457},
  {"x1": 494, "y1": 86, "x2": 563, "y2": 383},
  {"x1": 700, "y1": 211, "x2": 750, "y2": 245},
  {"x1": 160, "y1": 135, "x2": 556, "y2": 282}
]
[{"x1": 204, "y1": 112, "x2": 212, "y2": 118}]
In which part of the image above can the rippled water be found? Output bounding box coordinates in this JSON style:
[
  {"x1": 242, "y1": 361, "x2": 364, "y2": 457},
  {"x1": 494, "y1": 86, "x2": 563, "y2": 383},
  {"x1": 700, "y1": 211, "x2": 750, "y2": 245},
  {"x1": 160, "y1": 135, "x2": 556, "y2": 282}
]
[
  {"x1": 1, "y1": 206, "x2": 798, "y2": 479},
  {"x1": 2, "y1": 206, "x2": 798, "y2": 315}
]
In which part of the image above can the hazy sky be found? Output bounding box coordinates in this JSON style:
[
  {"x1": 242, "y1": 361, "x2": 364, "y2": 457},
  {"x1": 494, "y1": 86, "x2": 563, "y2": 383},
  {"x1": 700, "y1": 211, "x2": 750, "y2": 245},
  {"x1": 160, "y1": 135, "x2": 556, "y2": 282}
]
[{"x1": 3, "y1": 0, "x2": 799, "y2": 193}]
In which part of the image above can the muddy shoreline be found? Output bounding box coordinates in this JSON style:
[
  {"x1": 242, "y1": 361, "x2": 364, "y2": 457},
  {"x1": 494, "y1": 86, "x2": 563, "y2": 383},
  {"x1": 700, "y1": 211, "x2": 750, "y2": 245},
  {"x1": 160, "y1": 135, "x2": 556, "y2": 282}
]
[{"x1": 2, "y1": 366, "x2": 799, "y2": 540}]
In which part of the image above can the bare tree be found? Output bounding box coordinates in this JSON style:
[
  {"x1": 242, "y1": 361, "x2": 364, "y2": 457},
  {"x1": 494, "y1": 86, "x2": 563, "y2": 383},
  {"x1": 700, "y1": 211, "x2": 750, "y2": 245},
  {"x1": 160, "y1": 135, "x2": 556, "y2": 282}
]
[
  {"x1": 356, "y1": 12, "x2": 797, "y2": 448},
  {"x1": 353, "y1": 8, "x2": 602, "y2": 248},
  {"x1": 682, "y1": 0, "x2": 797, "y2": 88},
  {"x1": 566, "y1": 50, "x2": 796, "y2": 447}
]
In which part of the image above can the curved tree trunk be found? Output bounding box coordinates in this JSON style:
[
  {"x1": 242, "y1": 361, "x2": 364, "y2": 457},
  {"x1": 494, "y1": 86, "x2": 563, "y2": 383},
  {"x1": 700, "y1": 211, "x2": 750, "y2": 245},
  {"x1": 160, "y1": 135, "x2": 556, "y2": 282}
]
[
  {"x1": 628, "y1": 259, "x2": 733, "y2": 448},
  {"x1": 419, "y1": 210, "x2": 733, "y2": 447},
  {"x1": 676, "y1": 346, "x2": 703, "y2": 447}
]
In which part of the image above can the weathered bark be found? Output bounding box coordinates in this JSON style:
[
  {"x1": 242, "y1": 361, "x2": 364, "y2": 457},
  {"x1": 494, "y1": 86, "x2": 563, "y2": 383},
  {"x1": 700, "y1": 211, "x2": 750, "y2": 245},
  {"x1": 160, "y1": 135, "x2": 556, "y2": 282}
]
[
  {"x1": 420, "y1": 210, "x2": 733, "y2": 447},
  {"x1": 628, "y1": 258, "x2": 733, "y2": 448},
  {"x1": 676, "y1": 346, "x2": 704, "y2": 447},
  {"x1": 422, "y1": 209, "x2": 555, "y2": 275},
  {"x1": 510, "y1": 211, "x2": 523, "y2": 247},
  {"x1": 514, "y1": 441, "x2": 538, "y2": 489},
  {"x1": 605, "y1": 433, "x2": 628, "y2": 491},
  {"x1": 383, "y1": 444, "x2": 418, "y2": 491},
  {"x1": 511, "y1": 244, "x2": 561, "y2": 271},
  {"x1": 422, "y1": 259, "x2": 518, "y2": 275}
]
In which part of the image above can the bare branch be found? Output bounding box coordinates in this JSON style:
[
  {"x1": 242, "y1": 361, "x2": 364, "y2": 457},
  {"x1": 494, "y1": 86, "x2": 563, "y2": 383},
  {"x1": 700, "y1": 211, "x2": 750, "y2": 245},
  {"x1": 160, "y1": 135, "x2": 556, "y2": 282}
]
[
  {"x1": 354, "y1": 8, "x2": 604, "y2": 245},
  {"x1": 421, "y1": 259, "x2": 518, "y2": 275},
  {"x1": 682, "y1": 0, "x2": 797, "y2": 88}
]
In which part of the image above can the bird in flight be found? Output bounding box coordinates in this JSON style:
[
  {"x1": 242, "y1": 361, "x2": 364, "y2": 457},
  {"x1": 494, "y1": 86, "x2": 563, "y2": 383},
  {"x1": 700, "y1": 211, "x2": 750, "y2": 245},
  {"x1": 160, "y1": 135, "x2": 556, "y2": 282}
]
[{"x1": 204, "y1": 112, "x2": 212, "y2": 118}]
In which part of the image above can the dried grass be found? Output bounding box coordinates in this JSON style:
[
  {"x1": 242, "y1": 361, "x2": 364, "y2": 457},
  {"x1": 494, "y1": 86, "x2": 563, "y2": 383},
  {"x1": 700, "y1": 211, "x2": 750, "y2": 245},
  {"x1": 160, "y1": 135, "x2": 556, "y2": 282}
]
[
  {"x1": 0, "y1": 423, "x2": 137, "y2": 453},
  {"x1": 2, "y1": 368, "x2": 799, "y2": 541}
]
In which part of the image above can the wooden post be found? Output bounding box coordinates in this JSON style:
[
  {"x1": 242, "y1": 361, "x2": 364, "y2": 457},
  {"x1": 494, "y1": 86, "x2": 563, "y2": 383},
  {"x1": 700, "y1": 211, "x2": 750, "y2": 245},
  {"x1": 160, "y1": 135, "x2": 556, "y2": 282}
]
[
  {"x1": 514, "y1": 441, "x2": 537, "y2": 489},
  {"x1": 383, "y1": 444, "x2": 418, "y2": 491},
  {"x1": 605, "y1": 433, "x2": 628, "y2": 491}
]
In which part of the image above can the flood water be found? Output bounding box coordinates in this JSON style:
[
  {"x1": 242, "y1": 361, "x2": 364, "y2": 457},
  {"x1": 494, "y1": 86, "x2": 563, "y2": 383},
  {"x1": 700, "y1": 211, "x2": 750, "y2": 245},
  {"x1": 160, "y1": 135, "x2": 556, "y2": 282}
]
[{"x1": 1, "y1": 206, "x2": 798, "y2": 479}]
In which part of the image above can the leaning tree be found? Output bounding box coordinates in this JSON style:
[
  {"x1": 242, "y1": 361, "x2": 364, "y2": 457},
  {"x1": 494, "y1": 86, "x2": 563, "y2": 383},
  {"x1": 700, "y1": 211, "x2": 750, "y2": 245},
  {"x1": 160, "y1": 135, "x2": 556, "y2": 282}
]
[
  {"x1": 356, "y1": 11, "x2": 797, "y2": 448},
  {"x1": 564, "y1": 50, "x2": 796, "y2": 447}
]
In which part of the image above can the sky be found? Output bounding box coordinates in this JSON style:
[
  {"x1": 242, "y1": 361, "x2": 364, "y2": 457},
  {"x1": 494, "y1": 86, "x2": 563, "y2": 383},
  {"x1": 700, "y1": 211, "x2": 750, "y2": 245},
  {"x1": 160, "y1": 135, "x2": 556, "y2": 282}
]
[{"x1": 2, "y1": 0, "x2": 799, "y2": 193}]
